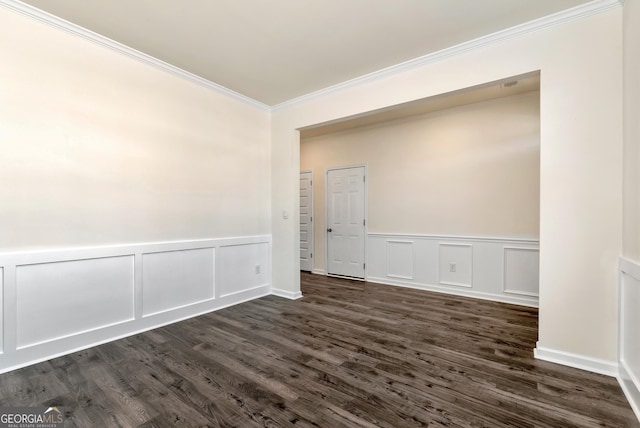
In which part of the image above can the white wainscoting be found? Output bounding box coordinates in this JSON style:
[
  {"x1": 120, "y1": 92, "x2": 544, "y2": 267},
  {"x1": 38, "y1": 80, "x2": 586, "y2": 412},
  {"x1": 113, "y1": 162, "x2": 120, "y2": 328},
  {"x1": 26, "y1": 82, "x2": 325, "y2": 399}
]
[
  {"x1": 142, "y1": 248, "x2": 215, "y2": 317},
  {"x1": 0, "y1": 267, "x2": 3, "y2": 354},
  {"x1": 17, "y1": 256, "x2": 135, "y2": 349},
  {"x1": 367, "y1": 233, "x2": 539, "y2": 307},
  {"x1": 0, "y1": 235, "x2": 271, "y2": 374},
  {"x1": 618, "y1": 257, "x2": 640, "y2": 422},
  {"x1": 220, "y1": 242, "x2": 269, "y2": 298},
  {"x1": 438, "y1": 243, "x2": 473, "y2": 288}
]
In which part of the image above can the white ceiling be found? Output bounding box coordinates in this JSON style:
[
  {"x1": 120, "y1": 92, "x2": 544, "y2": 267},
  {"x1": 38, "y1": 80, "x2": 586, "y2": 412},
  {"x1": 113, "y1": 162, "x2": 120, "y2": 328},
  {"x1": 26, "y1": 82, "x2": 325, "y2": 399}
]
[{"x1": 19, "y1": 0, "x2": 592, "y2": 105}]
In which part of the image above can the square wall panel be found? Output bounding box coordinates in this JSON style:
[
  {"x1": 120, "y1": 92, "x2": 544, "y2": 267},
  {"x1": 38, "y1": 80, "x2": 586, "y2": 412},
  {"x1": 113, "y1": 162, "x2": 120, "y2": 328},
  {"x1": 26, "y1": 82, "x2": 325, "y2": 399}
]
[
  {"x1": 503, "y1": 247, "x2": 539, "y2": 296},
  {"x1": 386, "y1": 240, "x2": 414, "y2": 280},
  {"x1": 439, "y1": 243, "x2": 472, "y2": 288},
  {"x1": 219, "y1": 243, "x2": 269, "y2": 297},
  {"x1": 142, "y1": 248, "x2": 215, "y2": 317},
  {"x1": 16, "y1": 256, "x2": 134, "y2": 349}
]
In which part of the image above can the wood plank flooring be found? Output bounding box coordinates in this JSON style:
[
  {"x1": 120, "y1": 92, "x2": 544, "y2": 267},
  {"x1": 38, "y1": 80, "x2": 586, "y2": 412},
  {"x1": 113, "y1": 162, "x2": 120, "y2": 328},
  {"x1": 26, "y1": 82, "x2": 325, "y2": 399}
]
[{"x1": 0, "y1": 272, "x2": 637, "y2": 427}]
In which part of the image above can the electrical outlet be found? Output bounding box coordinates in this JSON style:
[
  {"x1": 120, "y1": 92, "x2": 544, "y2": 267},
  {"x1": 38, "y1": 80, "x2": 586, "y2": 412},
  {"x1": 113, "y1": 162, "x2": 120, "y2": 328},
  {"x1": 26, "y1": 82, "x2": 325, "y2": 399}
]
[
  {"x1": 255, "y1": 265, "x2": 261, "y2": 274},
  {"x1": 449, "y1": 263, "x2": 457, "y2": 273}
]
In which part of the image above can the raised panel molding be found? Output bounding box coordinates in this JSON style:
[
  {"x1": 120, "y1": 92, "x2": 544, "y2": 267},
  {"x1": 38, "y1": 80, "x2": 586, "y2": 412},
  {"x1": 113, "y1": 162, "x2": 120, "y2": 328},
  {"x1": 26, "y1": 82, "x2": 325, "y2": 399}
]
[
  {"x1": 16, "y1": 256, "x2": 135, "y2": 349},
  {"x1": 503, "y1": 247, "x2": 540, "y2": 297},
  {"x1": 618, "y1": 257, "x2": 640, "y2": 422},
  {"x1": 0, "y1": 235, "x2": 272, "y2": 374},
  {"x1": 386, "y1": 240, "x2": 414, "y2": 280},
  {"x1": 142, "y1": 248, "x2": 215, "y2": 317},
  {"x1": 219, "y1": 242, "x2": 269, "y2": 298},
  {"x1": 367, "y1": 233, "x2": 539, "y2": 307},
  {"x1": 439, "y1": 243, "x2": 473, "y2": 288}
]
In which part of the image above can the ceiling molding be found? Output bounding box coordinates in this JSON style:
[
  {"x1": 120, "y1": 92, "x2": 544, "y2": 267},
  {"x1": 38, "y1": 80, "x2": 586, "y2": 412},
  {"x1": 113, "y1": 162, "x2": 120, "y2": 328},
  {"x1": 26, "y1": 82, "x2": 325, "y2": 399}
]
[
  {"x1": 0, "y1": 0, "x2": 623, "y2": 111},
  {"x1": 271, "y1": 0, "x2": 623, "y2": 111},
  {"x1": 0, "y1": 0, "x2": 271, "y2": 111}
]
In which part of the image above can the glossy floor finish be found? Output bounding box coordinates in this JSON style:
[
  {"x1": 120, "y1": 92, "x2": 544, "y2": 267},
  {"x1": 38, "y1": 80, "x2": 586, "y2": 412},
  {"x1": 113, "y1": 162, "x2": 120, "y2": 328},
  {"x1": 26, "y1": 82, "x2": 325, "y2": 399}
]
[{"x1": 0, "y1": 273, "x2": 637, "y2": 427}]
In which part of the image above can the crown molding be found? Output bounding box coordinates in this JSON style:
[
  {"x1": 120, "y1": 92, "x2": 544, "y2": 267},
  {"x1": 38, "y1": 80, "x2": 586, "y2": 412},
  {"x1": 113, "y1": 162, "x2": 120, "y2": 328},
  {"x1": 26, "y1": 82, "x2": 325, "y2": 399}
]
[
  {"x1": 0, "y1": 0, "x2": 271, "y2": 111},
  {"x1": 272, "y1": 0, "x2": 623, "y2": 111},
  {"x1": 1, "y1": 0, "x2": 623, "y2": 112}
]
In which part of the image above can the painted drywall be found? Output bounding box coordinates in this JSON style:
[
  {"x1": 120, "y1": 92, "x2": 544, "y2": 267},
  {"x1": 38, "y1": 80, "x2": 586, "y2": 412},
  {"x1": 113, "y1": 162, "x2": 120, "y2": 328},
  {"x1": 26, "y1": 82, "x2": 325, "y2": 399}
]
[
  {"x1": 623, "y1": 0, "x2": 640, "y2": 262},
  {"x1": 273, "y1": 9, "x2": 623, "y2": 363},
  {"x1": 0, "y1": 7, "x2": 270, "y2": 252},
  {"x1": 301, "y1": 92, "x2": 540, "y2": 272}
]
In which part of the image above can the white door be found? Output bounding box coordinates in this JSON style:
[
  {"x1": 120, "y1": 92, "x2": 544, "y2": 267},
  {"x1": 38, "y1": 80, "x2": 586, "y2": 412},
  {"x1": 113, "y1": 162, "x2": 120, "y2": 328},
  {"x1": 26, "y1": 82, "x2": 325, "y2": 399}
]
[
  {"x1": 326, "y1": 166, "x2": 366, "y2": 278},
  {"x1": 300, "y1": 171, "x2": 313, "y2": 272}
]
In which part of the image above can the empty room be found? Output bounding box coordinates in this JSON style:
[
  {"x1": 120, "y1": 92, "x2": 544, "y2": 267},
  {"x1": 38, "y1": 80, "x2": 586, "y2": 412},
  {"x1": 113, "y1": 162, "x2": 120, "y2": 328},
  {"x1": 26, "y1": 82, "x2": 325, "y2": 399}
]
[{"x1": 1, "y1": 0, "x2": 639, "y2": 426}]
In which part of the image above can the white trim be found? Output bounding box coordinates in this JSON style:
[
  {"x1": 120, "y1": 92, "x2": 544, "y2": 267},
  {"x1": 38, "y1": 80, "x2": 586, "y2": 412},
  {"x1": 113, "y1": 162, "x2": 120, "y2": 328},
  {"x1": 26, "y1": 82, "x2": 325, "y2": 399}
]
[
  {"x1": 369, "y1": 232, "x2": 538, "y2": 244},
  {"x1": 534, "y1": 343, "x2": 618, "y2": 377},
  {"x1": 438, "y1": 242, "x2": 473, "y2": 247},
  {"x1": 385, "y1": 240, "x2": 414, "y2": 280},
  {"x1": 502, "y1": 246, "x2": 540, "y2": 297},
  {"x1": 0, "y1": 0, "x2": 621, "y2": 111},
  {"x1": 366, "y1": 233, "x2": 538, "y2": 305},
  {"x1": 272, "y1": 0, "x2": 623, "y2": 111},
  {"x1": 618, "y1": 256, "x2": 640, "y2": 423},
  {"x1": 0, "y1": 235, "x2": 269, "y2": 259},
  {"x1": 0, "y1": 236, "x2": 271, "y2": 374},
  {"x1": 271, "y1": 289, "x2": 303, "y2": 300},
  {"x1": 0, "y1": 0, "x2": 269, "y2": 111},
  {"x1": 367, "y1": 276, "x2": 538, "y2": 308},
  {"x1": 220, "y1": 283, "x2": 269, "y2": 299},
  {"x1": 618, "y1": 361, "x2": 640, "y2": 423},
  {"x1": 0, "y1": 267, "x2": 3, "y2": 354},
  {"x1": 438, "y1": 242, "x2": 473, "y2": 288},
  {"x1": 438, "y1": 281, "x2": 473, "y2": 288},
  {"x1": 620, "y1": 256, "x2": 640, "y2": 280},
  {"x1": 0, "y1": 286, "x2": 269, "y2": 375},
  {"x1": 312, "y1": 268, "x2": 326, "y2": 276}
]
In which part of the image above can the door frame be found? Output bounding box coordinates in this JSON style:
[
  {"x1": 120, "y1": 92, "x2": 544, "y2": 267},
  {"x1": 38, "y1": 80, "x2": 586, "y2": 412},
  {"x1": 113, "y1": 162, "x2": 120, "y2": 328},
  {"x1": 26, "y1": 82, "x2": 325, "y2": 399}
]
[
  {"x1": 300, "y1": 169, "x2": 314, "y2": 272},
  {"x1": 324, "y1": 163, "x2": 368, "y2": 279}
]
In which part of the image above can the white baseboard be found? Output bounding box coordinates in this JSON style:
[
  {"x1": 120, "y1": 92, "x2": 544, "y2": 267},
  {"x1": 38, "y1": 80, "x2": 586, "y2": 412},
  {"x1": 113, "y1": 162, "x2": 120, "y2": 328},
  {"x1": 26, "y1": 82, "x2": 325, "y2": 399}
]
[
  {"x1": 618, "y1": 360, "x2": 640, "y2": 423},
  {"x1": 312, "y1": 268, "x2": 326, "y2": 275},
  {"x1": 367, "y1": 276, "x2": 538, "y2": 308},
  {"x1": 0, "y1": 235, "x2": 271, "y2": 374},
  {"x1": 0, "y1": 286, "x2": 270, "y2": 375},
  {"x1": 534, "y1": 343, "x2": 618, "y2": 377},
  {"x1": 618, "y1": 257, "x2": 640, "y2": 423},
  {"x1": 366, "y1": 233, "x2": 539, "y2": 307},
  {"x1": 271, "y1": 288, "x2": 303, "y2": 300}
]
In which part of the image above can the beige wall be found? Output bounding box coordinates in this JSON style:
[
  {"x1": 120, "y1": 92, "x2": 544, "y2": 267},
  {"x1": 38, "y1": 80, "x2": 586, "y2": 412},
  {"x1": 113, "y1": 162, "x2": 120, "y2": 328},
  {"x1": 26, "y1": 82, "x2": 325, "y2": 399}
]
[
  {"x1": 0, "y1": 8, "x2": 271, "y2": 252},
  {"x1": 273, "y1": 9, "x2": 623, "y2": 362},
  {"x1": 301, "y1": 92, "x2": 540, "y2": 272},
  {"x1": 624, "y1": 1, "x2": 640, "y2": 262}
]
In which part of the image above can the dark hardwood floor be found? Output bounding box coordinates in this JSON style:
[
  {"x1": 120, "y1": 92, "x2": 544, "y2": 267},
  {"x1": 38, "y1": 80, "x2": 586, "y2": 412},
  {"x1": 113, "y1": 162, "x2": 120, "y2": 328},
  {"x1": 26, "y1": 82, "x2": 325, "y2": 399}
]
[{"x1": 0, "y1": 272, "x2": 637, "y2": 427}]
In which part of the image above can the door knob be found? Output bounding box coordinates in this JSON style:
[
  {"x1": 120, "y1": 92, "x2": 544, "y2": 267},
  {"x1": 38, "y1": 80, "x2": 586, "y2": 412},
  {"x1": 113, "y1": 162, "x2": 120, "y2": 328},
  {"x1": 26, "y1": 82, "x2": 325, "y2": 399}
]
[{"x1": 327, "y1": 228, "x2": 332, "y2": 232}]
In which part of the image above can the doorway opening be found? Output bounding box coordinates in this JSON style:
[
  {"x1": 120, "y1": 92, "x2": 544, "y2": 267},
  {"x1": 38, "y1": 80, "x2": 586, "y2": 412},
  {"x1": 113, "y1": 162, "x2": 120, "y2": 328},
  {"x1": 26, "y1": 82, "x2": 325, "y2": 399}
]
[{"x1": 297, "y1": 71, "x2": 541, "y2": 323}]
